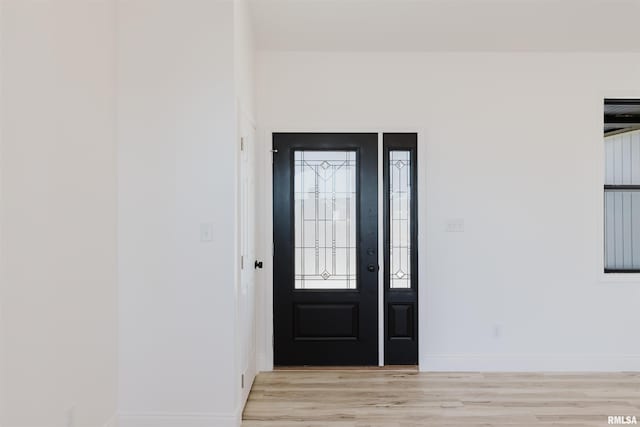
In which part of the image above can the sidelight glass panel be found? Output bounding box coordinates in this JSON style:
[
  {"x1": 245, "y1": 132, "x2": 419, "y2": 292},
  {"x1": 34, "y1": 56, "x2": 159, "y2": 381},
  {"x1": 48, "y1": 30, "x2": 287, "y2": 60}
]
[
  {"x1": 294, "y1": 151, "x2": 357, "y2": 289},
  {"x1": 389, "y1": 151, "x2": 411, "y2": 289}
]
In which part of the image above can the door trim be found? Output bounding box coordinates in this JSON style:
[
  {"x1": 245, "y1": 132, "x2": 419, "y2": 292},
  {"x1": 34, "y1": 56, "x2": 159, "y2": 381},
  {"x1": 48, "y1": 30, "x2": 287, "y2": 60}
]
[{"x1": 258, "y1": 127, "x2": 425, "y2": 371}]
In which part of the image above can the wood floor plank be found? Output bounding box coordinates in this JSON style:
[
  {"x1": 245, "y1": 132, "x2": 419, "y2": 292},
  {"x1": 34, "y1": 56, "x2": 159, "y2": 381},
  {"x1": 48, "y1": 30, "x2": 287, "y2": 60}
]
[{"x1": 242, "y1": 371, "x2": 640, "y2": 426}]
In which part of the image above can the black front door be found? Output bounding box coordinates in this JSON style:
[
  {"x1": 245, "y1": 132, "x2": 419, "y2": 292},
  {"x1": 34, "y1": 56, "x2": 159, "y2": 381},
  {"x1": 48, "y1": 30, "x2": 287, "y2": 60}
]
[{"x1": 273, "y1": 133, "x2": 379, "y2": 365}]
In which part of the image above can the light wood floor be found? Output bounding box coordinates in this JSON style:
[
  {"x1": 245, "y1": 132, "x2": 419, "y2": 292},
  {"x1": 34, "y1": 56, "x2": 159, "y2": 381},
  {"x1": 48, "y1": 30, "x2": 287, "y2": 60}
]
[{"x1": 242, "y1": 370, "x2": 640, "y2": 426}]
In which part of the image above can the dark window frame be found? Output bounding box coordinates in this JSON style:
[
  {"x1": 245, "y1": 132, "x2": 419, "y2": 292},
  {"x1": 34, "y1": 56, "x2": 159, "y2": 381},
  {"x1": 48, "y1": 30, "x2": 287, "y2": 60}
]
[
  {"x1": 603, "y1": 99, "x2": 640, "y2": 274},
  {"x1": 603, "y1": 185, "x2": 640, "y2": 273}
]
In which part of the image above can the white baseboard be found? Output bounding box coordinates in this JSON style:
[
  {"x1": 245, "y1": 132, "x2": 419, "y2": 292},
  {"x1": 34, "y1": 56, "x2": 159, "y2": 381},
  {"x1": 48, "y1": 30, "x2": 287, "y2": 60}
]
[
  {"x1": 118, "y1": 412, "x2": 240, "y2": 427},
  {"x1": 421, "y1": 353, "x2": 640, "y2": 372}
]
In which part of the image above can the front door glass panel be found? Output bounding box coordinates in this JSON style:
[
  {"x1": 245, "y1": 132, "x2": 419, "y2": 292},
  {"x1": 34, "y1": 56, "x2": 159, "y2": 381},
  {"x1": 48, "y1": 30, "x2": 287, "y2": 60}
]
[{"x1": 294, "y1": 151, "x2": 357, "y2": 289}]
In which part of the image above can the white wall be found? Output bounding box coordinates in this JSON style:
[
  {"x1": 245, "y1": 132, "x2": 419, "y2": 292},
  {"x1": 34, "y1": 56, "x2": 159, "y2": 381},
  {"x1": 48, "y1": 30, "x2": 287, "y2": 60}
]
[
  {"x1": 256, "y1": 52, "x2": 640, "y2": 371},
  {"x1": 0, "y1": 1, "x2": 118, "y2": 426},
  {"x1": 235, "y1": 0, "x2": 255, "y2": 119},
  {"x1": 0, "y1": 0, "x2": 253, "y2": 425},
  {"x1": 117, "y1": 0, "x2": 250, "y2": 425},
  {"x1": 0, "y1": 1, "x2": 254, "y2": 425}
]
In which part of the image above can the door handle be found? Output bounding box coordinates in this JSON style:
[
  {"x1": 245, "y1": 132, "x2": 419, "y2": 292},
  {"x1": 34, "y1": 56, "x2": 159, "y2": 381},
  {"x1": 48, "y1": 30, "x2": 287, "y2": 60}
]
[{"x1": 367, "y1": 264, "x2": 378, "y2": 272}]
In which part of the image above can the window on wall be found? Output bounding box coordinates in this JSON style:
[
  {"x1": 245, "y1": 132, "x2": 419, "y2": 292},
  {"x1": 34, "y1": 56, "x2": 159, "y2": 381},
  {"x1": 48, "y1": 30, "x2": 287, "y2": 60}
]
[{"x1": 604, "y1": 99, "x2": 640, "y2": 273}]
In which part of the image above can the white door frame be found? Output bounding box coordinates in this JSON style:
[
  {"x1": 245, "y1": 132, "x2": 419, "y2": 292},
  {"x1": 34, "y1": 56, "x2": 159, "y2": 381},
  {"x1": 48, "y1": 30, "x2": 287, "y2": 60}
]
[{"x1": 237, "y1": 109, "x2": 258, "y2": 407}]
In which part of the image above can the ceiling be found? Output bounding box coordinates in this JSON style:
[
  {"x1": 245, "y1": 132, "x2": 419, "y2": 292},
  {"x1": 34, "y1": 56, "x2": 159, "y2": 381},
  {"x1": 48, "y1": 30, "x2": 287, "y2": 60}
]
[{"x1": 249, "y1": 0, "x2": 640, "y2": 52}]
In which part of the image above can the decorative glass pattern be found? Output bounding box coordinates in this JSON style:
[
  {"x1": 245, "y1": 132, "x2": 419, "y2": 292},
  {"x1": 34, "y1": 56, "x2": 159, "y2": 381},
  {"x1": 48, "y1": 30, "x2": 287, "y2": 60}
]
[
  {"x1": 294, "y1": 151, "x2": 357, "y2": 289},
  {"x1": 389, "y1": 151, "x2": 411, "y2": 289}
]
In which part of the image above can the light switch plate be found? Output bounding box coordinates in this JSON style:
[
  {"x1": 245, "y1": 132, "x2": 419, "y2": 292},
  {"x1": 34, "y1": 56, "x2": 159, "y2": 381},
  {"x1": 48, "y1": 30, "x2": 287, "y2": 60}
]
[{"x1": 200, "y1": 222, "x2": 214, "y2": 242}]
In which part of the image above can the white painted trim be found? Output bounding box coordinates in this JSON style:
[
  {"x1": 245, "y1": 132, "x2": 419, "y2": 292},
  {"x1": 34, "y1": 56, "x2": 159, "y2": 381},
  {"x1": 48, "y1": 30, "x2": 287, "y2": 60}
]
[
  {"x1": 0, "y1": 0, "x2": 6, "y2": 423},
  {"x1": 377, "y1": 133, "x2": 384, "y2": 367},
  {"x1": 598, "y1": 273, "x2": 640, "y2": 284},
  {"x1": 416, "y1": 130, "x2": 427, "y2": 370},
  {"x1": 237, "y1": 111, "x2": 258, "y2": 410},
  {"x1": 258, "y1": 125, "x2": 425, "y2": 371},
  {"x1": 422, "y1": 354, "x2": 640, "y2": 372},
  {"x1": 118, "y1": 412, "x2": 240, "y2": 427},
  {"x1": 258, "y1": 128, "x2": 275, "y2": 372},
  {"x1": 237, "y1": 101, "x2": 257, "y2": 129}
]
